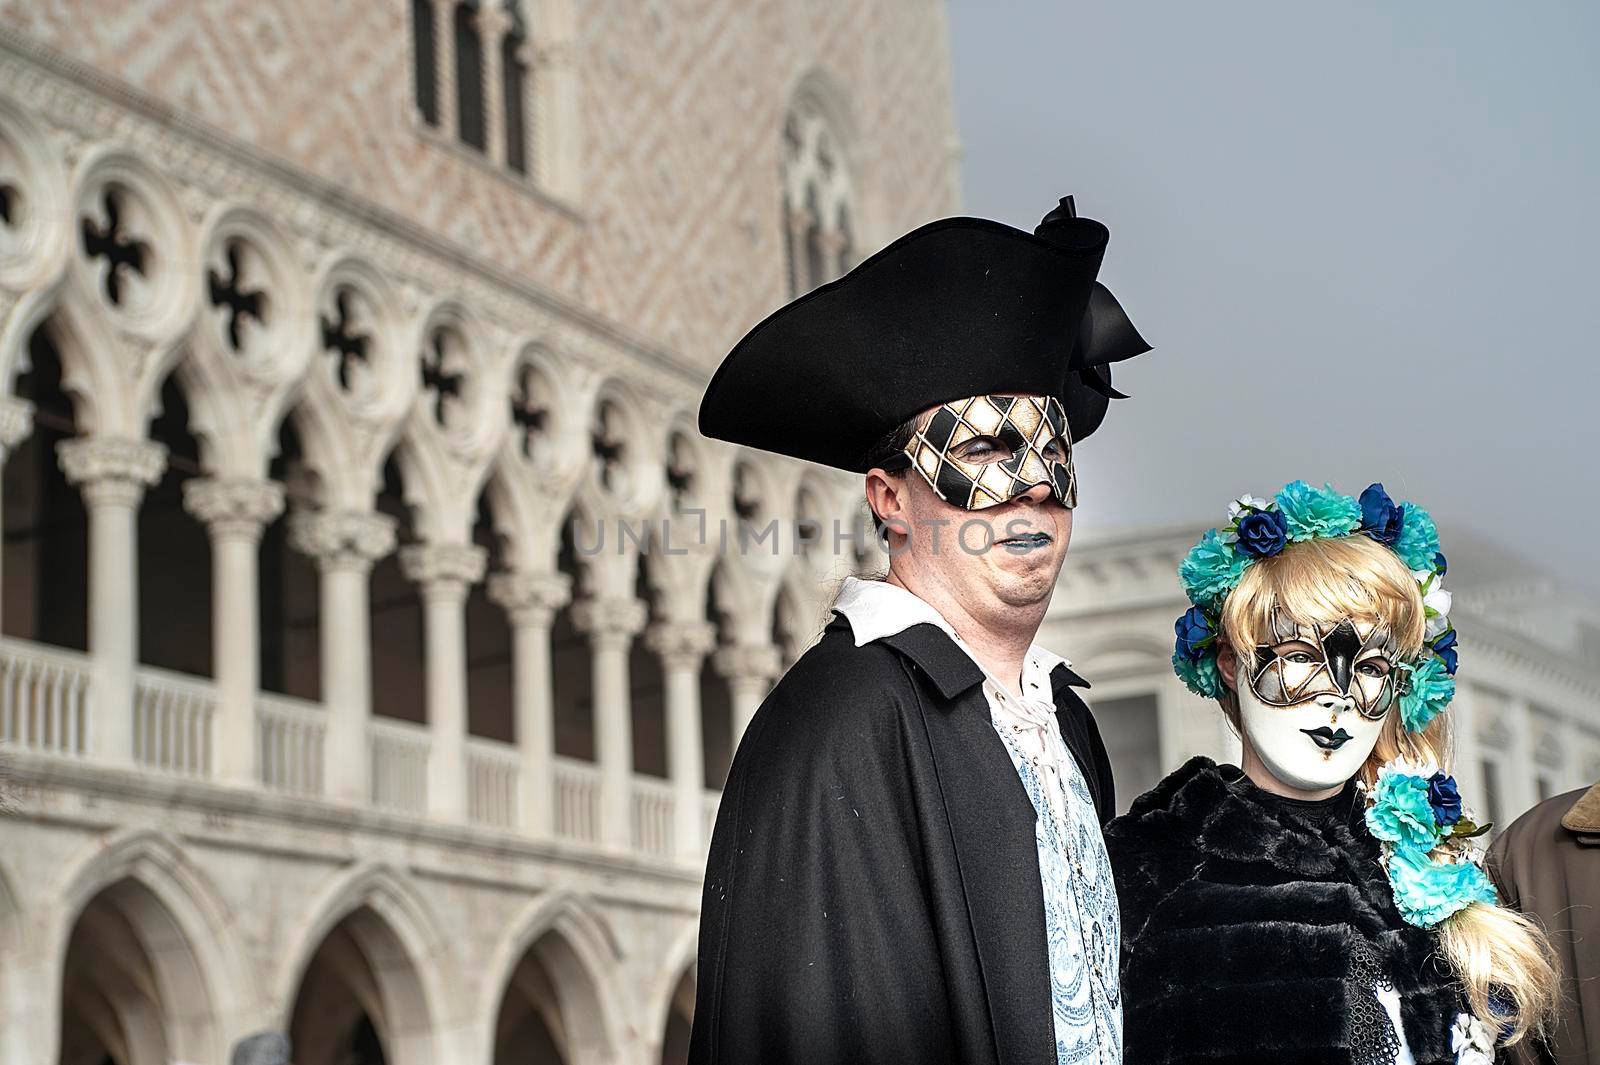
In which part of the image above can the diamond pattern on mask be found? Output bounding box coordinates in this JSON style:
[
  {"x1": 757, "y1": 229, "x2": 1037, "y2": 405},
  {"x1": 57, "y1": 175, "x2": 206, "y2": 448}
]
[{"x1": 905, "y1": 394, "x2": 1076, "y2": 511}]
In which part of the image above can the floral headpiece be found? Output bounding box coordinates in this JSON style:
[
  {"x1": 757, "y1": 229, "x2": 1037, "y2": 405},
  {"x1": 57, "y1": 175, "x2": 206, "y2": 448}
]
[{"x1": 1171, "y1": 481, "x2": 1458, "y2": 733}]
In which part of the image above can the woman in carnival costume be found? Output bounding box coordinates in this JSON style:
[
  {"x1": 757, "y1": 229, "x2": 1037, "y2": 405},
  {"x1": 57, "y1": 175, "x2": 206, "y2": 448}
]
[{"x1": 1103, "y1": 481, "x2": 1558, "y2": 1065}]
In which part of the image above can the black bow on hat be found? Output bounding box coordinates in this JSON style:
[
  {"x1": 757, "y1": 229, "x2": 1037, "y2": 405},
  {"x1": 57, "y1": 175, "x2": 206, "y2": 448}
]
[{"x1": 699, "y1": 195, "x2": 1150, "y2": 473}]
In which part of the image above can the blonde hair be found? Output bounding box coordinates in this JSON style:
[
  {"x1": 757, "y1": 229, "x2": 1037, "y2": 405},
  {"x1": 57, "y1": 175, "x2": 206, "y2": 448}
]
[{"x1": 1215, "y1": 535, "x2": 1559, "y2": 1045}]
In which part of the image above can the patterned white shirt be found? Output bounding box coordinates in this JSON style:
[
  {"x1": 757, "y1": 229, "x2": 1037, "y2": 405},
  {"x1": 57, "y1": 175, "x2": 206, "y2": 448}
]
[{"x1": 832, "y1": 577, "x2": 1122, "y2": 1065}]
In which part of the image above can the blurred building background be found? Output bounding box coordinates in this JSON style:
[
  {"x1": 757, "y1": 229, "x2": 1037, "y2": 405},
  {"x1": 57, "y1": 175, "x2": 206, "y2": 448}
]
[{"x1": 0, "y1": 3, "x2": 1594, "y2": 1065}]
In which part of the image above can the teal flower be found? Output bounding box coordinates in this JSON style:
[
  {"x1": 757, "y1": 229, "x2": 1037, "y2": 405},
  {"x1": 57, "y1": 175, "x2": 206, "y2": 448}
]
[
  {"x1": 1172, "y1": 647, "x2": 1225, "y2": 699},
  {"x1": 1179, "y1": 530, "x2": 1251, "y2": 612},
  {"x1": 1275, "y1": 480, "x2": 1362, "y2": 542},
  {"x1": 1399, "y1": 655, "x2": 1455, "y2": 732},
  {"x1": 1394, "y1": 502, "x2": 1441, "y2": 571},
  {"x1": 1365, "y1": 770, "x2": 1442, "y2": 851},
  {"x1": 1384, "y1": 844, "x2": 1498, "y2": 928}
]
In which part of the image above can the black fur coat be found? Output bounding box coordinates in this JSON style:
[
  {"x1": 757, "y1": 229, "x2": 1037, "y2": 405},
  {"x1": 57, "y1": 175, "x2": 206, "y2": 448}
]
[{"x1": 1103, "y1": 757, "x2": 1471, "y2": 1065}]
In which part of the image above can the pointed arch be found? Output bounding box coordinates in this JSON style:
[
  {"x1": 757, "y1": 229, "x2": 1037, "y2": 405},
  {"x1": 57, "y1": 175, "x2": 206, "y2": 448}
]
[
  {"x1": 479, "y1": 889, "x2": 625, "y2": 1065},
  {"x1": 0, "y1": 855, "x2": 32, "y2": 1065},
  {"x1": 577, "y1": 375, "x2": 666, "y2": 523},
  {"x1": 44, "y1": 829, "x2": 256, "y2": 1065},
  {"x1": 394, "y1": 296, "x2": 505, "y2": 545},
  {"x1": 293, "y1": 249, "x2": 414, "y2": 510},
  {"x1": 177, "y1": 199, "x2": 316, "y2": 480},
  {"x1": 644, "y1": 918, "x2": 699, "y2": 1063},
  {"x1": 276, "y1": 861, "x2": 455, "y2": 1017},
  {"x1": 58, "y1": 144, "x2": 200, "y2": 432},
  {"x1": 780, "y1": 67, "x2": 860, "y2": 295},
  {"x1": 276, "y1": 862, "x2": 456, "y2": 1065},
  {"x1": 485, "y1": 341, "x2": 587, "y2": 575}
]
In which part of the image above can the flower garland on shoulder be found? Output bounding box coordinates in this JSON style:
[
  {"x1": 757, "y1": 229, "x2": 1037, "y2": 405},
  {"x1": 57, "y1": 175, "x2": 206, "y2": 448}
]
[
  {"x1": 1362, "y1": 758, "x2": 1498, "y2": 928},
  {"x1": 1172, "y1": 481, "x2": 1497, "y2": 931},
  {"x1": 1172, "y1": 481, "x2": 1458, "y2": 733}
]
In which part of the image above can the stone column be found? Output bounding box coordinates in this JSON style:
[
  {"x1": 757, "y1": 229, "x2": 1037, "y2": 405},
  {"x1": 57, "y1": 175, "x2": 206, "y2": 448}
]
[
  {"x1": 714, "y1": 641, "x2": 782, "y2": 746},
  {"x1": 514, "y1": 39, "x2": 538, "y2": 176},
  {"x1": 1531, "y1": 715, "x2": 1572, "y2": 799},
  {"x1": 431, "y1": 0, "x2": 458, "y2": 139},
  {"x1": 786, "y1": 207, "x2": 812, "y2": 294},
  {"x1": 57, "y1": 438, "x2": 166, "y2": 767},
  {"x1": 570, "y1": 596, "x2": 647, "y2": 850},
  {"x1": 1154, "y1": 677, "x2": 1192, "y2": 777},
  {"x1": 529, "y1": 39, "x2": 577, "y2": 193},
  {"x1": 289, "y1": 510, "x2": 396, "y2": 803},
  {"x1": 646, "y1": 621, "x2": 717, "y2": 861},
  {"x1": 1502, "y1": 696, "x2": 1537, "y2": 824},
  {"x1": 182, "y1": 478, "x2": 285, "y2": 785},
  {"x1": 487, "y1": 570, "x2": 571, "y2": 836},
  {"x1": 0, "y1": 396, "x2": 34, "y2": 633},
  {"x1": 400, "y1": 542, "x2": 486, "y2": 822},
  {"x1": 475, "y1": 2, "x2": 512, "y2": 165}
]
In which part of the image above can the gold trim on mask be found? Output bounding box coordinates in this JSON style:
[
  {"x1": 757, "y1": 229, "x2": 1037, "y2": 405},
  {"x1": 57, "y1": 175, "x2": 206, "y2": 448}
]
[
  {"x1": 904, "y1": 394, "x2": 1076, "y2": 511},
  {"x1": 1247, "y1": 610, "x2": 1403, "y2": 721}
]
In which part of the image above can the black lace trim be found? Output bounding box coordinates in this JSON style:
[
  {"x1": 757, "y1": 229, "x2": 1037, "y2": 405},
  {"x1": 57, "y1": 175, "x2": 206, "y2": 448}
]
[{"x1": 1347, "y1": 936, "x2": 1402, "y2": 1065}]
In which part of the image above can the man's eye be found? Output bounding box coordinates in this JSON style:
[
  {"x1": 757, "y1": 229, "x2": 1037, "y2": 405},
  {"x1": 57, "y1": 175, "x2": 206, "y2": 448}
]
[
  {"x1": 954, "y1": 438, "x2": 1011, "y2": 462},
  {"x1": 1042, "y1": 438, "x2": 1068, "y2": 461}
]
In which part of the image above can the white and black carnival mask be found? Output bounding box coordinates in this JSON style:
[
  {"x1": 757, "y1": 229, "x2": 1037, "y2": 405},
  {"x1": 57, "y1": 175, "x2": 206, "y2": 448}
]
[
  {"x1": 903, "y1": 394, "x2": 1076, "y2": 511},
  {"x1": 1238, "y1": 611, "x2": 1405, "y2": 792}
]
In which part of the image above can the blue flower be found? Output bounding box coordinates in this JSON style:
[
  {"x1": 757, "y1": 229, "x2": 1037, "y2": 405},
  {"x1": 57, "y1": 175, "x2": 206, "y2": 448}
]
[
  {"x1": 1431, "y1": 629, "x2": 1459, "y2": 676},
  {"x1": 1385, "y1": 844, "x2": 1498, "y2": 928},
  {"x1": 1428, "y1": 771, "x2": 1463, "y2": 827},
  {"x1": 1433, "y1": 551, "x2": 1448, "y2": 576},
  {"x1": 1172, "y1": 647, "x2": 1225, "y2": 700},
  {"x1": 1235, "y1": 508, "x2": 1289, "y2": 558},
  {"x1": 1366, "y1": 770, "x2": 1442, "y2": 851},
  {"x1": 1179, "y1": 530, "x2": 1252, "y2": 612},
  {"x1": 1275, "y1": 480, "x2": 1362, "y2": 541},
  {"x1": 1394, "y1": 502, "x2": 1442, "y2": 571},
  {"x1": 1360, "y1": 483, "x2": 1404, "y2": 546},
  {"x1": 1399, "y1": 655, "x2": 1455, "y2": 732},
  {"x1": 1174, "y1": 607, "x2": 1214, "y2": 663}
]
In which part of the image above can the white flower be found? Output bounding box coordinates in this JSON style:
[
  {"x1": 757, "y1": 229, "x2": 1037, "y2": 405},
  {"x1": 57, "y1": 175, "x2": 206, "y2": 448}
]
[
  {"x1": 1451, "y1": 1011, "x2": 1494, "y2": 1065},
  {"x1": 1378, "y1": 755, "x2": 1441, "y2": 782},
  {"x1": 1228, "y1": 494, "x2": 1270, "y2": 522},
  {"x1": 1417, "y1": 574, "x2": 1452, "y2": 638}
]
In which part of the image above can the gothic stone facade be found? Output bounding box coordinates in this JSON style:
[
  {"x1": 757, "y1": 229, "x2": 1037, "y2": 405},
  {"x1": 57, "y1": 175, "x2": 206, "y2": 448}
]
[{"x1": 0, "y1": 2, "x2": 955, "y2": 1064}]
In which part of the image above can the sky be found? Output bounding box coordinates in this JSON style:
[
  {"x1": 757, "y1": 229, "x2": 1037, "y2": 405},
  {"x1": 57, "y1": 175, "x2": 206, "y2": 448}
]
[{"x1": 947, "y1": 1, "x2": 1599, "y2": 587}]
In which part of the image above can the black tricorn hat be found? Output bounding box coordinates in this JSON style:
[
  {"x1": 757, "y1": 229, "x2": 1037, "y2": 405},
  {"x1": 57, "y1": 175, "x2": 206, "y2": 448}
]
[{"x1": 698, "y1": 196, "x2": 1150, "y2": 473}]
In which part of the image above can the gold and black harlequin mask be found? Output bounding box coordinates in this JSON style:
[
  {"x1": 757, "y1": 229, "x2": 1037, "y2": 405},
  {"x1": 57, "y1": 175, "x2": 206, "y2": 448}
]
[
  {"x1": 904, "y1": 394, "x2": 1076, "y2": 511},
  {"x1": 1248, "y1": 611, "x2": 1406, "y2": 720}
]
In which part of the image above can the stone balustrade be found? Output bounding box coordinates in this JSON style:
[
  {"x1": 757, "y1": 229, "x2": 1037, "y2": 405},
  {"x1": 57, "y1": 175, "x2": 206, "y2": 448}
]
[{"x1": 1, "y1": 629, "x2": 731, "y2": 868}]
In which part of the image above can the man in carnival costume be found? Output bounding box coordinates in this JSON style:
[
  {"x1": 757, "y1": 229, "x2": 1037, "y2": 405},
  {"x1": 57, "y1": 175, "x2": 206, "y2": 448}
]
[
  {"x1": 687, "y1": 196, "x2": 1149, "y2": 1065},
  {"x1": 1489, "y1": 777, "x2": 1600, "y2": 1065},
  {"x1": 1103, "y1": 483, "x2": 1560, "y2": 1065}
]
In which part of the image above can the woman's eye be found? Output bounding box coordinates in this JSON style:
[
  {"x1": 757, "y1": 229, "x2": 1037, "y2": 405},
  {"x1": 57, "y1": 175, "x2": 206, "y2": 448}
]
[
  {"x1": 1358, "y1": 661, "x2": 1390, "y2": 677},
  {"x1": 1285, "y1": 652, "x2": 1315, "y2": 664}
]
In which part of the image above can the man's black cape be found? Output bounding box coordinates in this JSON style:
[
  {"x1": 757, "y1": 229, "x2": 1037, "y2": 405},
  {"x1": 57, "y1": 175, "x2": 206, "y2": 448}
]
[{"x1": 688, "y1": 614, "x2": 1115, "y2": 1065}]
